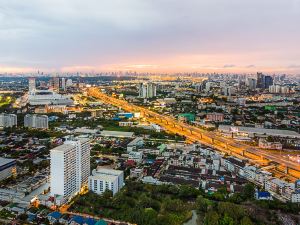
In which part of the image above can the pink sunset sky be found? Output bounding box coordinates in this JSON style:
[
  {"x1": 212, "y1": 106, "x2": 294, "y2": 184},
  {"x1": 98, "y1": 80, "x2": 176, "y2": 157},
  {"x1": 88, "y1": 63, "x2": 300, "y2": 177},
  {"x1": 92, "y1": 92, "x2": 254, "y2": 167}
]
[{"x1": 0, "y1": 0, "x2": 300, "y2": 73}]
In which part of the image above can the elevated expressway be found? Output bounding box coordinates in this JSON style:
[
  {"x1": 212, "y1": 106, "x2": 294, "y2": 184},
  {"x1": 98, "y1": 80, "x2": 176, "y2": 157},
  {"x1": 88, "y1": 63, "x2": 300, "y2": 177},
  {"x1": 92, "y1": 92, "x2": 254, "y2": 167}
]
[{"x1": 88, "y1": 87, "x2": 300, "y2": 180}]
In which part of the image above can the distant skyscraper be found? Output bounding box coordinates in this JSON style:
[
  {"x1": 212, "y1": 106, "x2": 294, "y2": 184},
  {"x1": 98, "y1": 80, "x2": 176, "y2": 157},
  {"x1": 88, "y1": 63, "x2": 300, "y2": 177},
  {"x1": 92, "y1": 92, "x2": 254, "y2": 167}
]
[
  {"x1": 257, "y1": 72, "x2": 264, "y2": 89},
  {"x1": 256, "y1": 72, "x2": 273, "y2": 89},
  {"x1": 50, "y1": 137, "x2": 90, "y2": 203},
  {"x1": 247, "y1": 78, "x2": 257, "y2": 90},
  {"x1": 138, "y1": 83, "x2": 157, "y2": 98},
  {"x1": 264, "y1": 75, "x2": 273, "y2": 89},
  {"x1": 28, "y1": 77, "x2": 36, "y2": 92},
  {"x1": 51, "y1": 77, "x2": 60, "y2": 90},
  {"x1": 24, "y1": 114, "x2": 48, "y2": 129},
  {"x1": 0, "y1": 114, "x2": 17, "y2": 128},
  {"x1": 60, "y1": 78, "x2": 66, "y2": 91},
  {"x1": 66, "y1": 78, "x2": 73, "y2": 87}
]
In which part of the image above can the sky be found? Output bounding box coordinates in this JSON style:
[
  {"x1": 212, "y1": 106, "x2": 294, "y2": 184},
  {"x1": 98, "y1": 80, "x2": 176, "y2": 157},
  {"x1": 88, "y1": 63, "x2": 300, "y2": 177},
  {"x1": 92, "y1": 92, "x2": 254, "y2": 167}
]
[{"x1": 0, "y1": 0, "x2": 300, "y2": 74}]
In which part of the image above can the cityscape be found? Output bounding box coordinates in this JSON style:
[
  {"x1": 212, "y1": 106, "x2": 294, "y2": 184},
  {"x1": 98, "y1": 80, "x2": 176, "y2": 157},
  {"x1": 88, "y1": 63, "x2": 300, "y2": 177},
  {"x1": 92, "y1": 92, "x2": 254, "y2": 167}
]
[{"x1": 1, "y1": 1, "x2": 300, "y2": 225}]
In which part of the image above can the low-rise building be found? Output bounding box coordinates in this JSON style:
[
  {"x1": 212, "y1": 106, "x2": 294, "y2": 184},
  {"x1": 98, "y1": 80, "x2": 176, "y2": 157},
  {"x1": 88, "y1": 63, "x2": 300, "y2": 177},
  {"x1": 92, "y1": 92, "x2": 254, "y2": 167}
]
[
  {"x1": 88, "y1": 168, "x2": 124, "y2": 196},
  {"x1": 127, "y1": 137, "x2": 144, "y2": 152},
  {"x1": 0, "y1": 157, "x2": 16, "y2": 181},
  {"x1": 259, "y1": 138, "x2": 283, "y2": 150}
]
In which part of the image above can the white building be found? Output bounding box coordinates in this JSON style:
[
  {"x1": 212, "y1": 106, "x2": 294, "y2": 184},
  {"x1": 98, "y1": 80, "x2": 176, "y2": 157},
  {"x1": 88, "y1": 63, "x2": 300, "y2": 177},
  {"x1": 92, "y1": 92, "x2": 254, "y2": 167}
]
[
  {"x1": 0, "y1": 114, "x2": 17, "y2": 128},
  {"x1": 28, "y1": 77, "x2": 36, "y2": 92},
  {"x1": 24, "y1": 114, "x2": 48, "y2": 129},
  {"x1": 138, "y1": 83, "x2": 157, "y2": 98},
  {"x1": 128, "y1": 151, "x2": 143, "y2": 163},
  {"x1": 28, "y1": 90, "x2": 73, "y2": 106},
  {"x1": 127, "y1": 137, "x2": 144, "y2": 152},
  {"x1": 50, "y1": 137, "x2": 90, "y2": 203},
  {"x1": 291, "y1": 192, "x2": 300, "y2": 203},
  {"x1": 258, "y1": 138, "x2": 282, "y2": 150},
  {"x1": 89, "y1": 168, "x2": 124, "y2": 195}
]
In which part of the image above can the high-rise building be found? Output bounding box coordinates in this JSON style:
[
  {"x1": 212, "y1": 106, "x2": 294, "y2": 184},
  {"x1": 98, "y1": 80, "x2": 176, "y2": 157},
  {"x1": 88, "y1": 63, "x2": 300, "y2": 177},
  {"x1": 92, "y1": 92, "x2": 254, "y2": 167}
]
[
  {"x1": 51, "y1": 77, "x2": 60, "y2": 91},
  {"x1": 247, "y1": 78, "x2": 257, "y2": 90},
  {"x1": 50, "y1": 137, "x2": 90, "y2": 203},
  {"x1": 257, "y1": 72, "x2": 264, "y2": 89},
  {"x1": 264, "y1": 75, "x2": 273, "y2": 89},
  {"x1": 0, "y1": 114, "x2": 17, "y2": 128},
  {"x1": 28, "y1": 77, "x2": 36, "y2": 92},
  {"x1": 88, "y1": 168, "x2": 124, "y2": 196},
  {"x1": 257, "y1": 72, "x2": 273, "y2": 89},
  {"x1": 66, "y1": 78, "x2": 73, "y2": 87},
  {"x1": 24, "y1": 114, "x2": 48, "y2": 129},
  {"x1": 60, "y1": 78, "x2": 66, "y2": 91},
  {"x1": 138, "y1": 83, "x2": 157, "y2": 98}
]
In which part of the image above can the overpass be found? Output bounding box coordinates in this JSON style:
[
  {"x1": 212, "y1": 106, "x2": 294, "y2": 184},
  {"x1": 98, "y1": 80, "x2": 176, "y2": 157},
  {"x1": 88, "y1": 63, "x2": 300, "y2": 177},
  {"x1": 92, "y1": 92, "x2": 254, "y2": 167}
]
[{"x1": 88, "y1": 87, "x2": 300, "y2": 179}]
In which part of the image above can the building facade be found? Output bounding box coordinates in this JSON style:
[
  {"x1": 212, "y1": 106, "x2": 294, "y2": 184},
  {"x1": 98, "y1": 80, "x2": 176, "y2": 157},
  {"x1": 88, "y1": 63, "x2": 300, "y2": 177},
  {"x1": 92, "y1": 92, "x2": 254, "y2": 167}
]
[
  {"x1": 24, "y1": 114, "x2": 48, "y2": 129},
  {"x1": 0, "y1": 114, "x2": 17, "y2": 128},
  {"x1": 88, "y1": 168, "x2": 124, "y2": 195},
  {"x1": 138, "y1": 83, "x2": 157, "y2": 98},
  {"x1": 50, "y1": 137, "x2": 90, "y2": 203},
  {"x1": 0, "y1": 158, "x2": 17, "y2": 181}
]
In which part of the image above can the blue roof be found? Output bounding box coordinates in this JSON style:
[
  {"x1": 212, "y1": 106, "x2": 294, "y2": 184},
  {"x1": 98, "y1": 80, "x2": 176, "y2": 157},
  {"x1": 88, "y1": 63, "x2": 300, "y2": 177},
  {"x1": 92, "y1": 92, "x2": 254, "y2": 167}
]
[
  {"x1": 146, "y1": 159, "x2": 155, "y2": 164},
  {"x1": 257, "y1": 191, "x2": 271, "y2": 198},
  {"x1": 95, "y1": 219, "x2": 108, "y2": 225},
  {"x1": 70, "y1": 215, "x2": 84, "y2": 224},
  {"x1": 84, "y1": 218, "x2": 97, "y2": 225},
  {"x1": 27, "y1": 214, "x2": 36, "y2": 221},
  {"x1": 48, "y1": 211, "x2": 62, "y2": 219}
]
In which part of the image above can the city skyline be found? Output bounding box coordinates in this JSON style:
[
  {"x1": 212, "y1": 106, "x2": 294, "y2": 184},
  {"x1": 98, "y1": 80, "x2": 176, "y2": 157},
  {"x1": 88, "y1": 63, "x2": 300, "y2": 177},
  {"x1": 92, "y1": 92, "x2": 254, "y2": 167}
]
[{"x1": 1, "y1": 0, "x2": 300, "y2": 74}]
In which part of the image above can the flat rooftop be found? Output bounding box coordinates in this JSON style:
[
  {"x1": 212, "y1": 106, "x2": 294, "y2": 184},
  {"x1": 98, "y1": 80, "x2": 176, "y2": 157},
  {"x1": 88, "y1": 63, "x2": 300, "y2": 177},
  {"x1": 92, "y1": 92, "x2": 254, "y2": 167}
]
[
  {"x1": 219, "y1": 125, "x2": 300, "y2": 138},
  {"x1": 50, "y1": 144, "x2": 74, "y2": 152},
  {"x1": 0, "y1": 157, "x2": 16, "y2": 167},
  {"x1": 100, "y1": 130, "x2": 134, "y2": 138},
  {"x1": 93, "y1": 168, "x2": 123, "y2": 176}
]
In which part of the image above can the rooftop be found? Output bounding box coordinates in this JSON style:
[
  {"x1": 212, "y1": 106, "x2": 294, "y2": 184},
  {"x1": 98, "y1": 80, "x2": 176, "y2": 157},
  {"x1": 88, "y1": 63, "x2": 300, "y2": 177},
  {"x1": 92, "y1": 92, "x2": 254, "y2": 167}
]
[
  {"x1": 0, "y1": 157, "x2": 16, "y2": 167},
  {"x1": 219, "y1": 125, "x2": 300, "y2": 138}
]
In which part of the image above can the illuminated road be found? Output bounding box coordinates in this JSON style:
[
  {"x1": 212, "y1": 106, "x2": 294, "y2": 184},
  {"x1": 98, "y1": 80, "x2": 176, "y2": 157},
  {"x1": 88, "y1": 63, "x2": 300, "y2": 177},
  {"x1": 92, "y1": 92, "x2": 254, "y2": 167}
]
[{"x1": 88, "y1": 87, "x2": 300, "y2": 179}]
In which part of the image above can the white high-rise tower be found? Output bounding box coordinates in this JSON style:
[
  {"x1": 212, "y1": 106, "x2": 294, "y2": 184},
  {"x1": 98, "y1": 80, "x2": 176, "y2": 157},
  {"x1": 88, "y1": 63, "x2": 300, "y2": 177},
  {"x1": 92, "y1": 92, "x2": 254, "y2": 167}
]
[
  {"x1": 50, "y1": 137, "x2": 90, "y2": 203},
  {"x1": 28, "y1": 77, "x2": 36, "y2": 92}
]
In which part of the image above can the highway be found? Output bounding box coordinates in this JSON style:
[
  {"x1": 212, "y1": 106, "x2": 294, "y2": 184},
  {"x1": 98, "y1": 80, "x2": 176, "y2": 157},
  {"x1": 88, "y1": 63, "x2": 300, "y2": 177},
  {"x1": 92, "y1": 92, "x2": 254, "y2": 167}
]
[{"x1": 88, "y1": 87, "x2": 300, "y2": 179}]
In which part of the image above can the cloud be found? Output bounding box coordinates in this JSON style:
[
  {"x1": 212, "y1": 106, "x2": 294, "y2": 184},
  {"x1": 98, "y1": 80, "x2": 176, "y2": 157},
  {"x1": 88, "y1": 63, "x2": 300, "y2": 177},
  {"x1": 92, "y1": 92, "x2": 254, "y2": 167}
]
[
  {"x1": 288, "y1": 64, "x2": 300, "y2": 68},
  {"x1": 223, "y1": 64, "x2": 236, "y2": 68},
  {"x1": 246, "y1": 65, "x2": 256, "y2": 68},
  {"x1": 0, "y1": 0, "x2": 299, "y2": 72}
]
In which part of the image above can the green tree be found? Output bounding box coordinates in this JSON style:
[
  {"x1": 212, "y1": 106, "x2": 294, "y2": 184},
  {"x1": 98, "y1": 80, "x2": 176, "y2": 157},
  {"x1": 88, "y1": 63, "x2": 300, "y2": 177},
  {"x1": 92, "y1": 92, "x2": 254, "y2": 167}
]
[
  {"x1": 240, "y1": 216, "x2": 254, "y2": 225},
  {"x1": 204, "y1": 210, "x2": 220, "y2": 225},
  {"x1": 196, "y1": 195, "x2": 209, "y2": 213},
  {"x1": 242, "y1": 183, "x2": 255, "y2": 200},
  {"x1": 219, "y1": 214, "x2": 234, "y2": 225}
]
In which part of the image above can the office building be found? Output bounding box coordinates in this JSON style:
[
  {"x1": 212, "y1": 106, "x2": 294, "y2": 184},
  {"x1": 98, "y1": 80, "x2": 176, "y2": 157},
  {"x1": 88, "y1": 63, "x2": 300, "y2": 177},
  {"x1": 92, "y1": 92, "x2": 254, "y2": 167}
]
[
  {"x1": 66, "y1": 78, "x2": 73, "y2": 87},
  {"x1": 50, "y1": 137, "x2": 90, "y2": 203},
  {"x1": 0, "y1": 157, "x2": 17, "y2": 181},
  {"x1": 257, "y1": 72, "x2": 264, "y2": 89},
  {"x1": 0, "y1": 114, "x2": 17, "y2": 128},
  {"x1": 60, "y1": 78, "x2": 66, "y2": 91},
  {"x1": 138, "y1": 82, "x2": 157, "y2": 98},
  {"x1": 257, "y1": 72, "x2": 273, "y2": 89},
  {"x1": 24, "y1": 114, "x2": 48, "y2": 129},
  {"x1": 28, "y1": 77, "x2": 36, "y2": 92},
  {"x1": 51, "y1": 77, "x2": 60, "y2": 91},
  {"x1": 88, "y1": 168, "x2": 124, "y2": 195},
  {"x1": 247, "y1": 78, "x2": 257, "y2": 90},
  {"x1": 264, "y1": 76, "x2": 273, "y2": 89}
]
